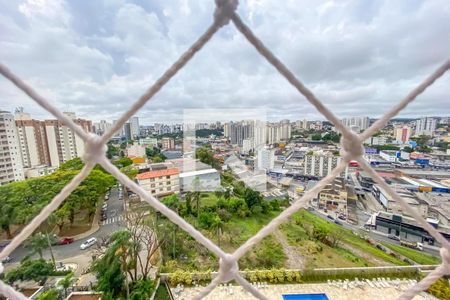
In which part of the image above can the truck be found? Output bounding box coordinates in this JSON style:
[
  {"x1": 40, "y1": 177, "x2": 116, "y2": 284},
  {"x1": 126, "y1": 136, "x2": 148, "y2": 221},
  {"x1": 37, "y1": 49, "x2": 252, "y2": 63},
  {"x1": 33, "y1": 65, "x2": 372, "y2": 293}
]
[{"x1": 400, "y1": 240, "x2": 423, "y2": 251}]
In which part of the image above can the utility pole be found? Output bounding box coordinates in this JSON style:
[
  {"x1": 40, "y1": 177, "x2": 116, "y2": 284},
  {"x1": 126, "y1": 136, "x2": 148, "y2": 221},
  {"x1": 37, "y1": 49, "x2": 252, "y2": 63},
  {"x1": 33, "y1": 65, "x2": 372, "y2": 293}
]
[{"x1": 45, "y1": 232, "x2": 56, "y2": 268}]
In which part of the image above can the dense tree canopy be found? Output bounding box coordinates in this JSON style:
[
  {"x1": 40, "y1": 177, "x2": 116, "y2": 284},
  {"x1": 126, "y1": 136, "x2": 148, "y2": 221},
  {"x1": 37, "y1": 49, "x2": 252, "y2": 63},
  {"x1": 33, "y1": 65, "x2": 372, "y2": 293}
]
[{"x1": 0, "y1": 158, "x2": 115, "y2": 239}]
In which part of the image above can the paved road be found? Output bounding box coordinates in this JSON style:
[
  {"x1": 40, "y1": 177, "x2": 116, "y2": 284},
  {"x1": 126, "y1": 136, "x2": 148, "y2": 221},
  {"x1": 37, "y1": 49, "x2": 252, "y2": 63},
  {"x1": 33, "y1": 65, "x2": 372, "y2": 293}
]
[{"x1": 7, "y1": 186, "x2": 125, "y2": 264}]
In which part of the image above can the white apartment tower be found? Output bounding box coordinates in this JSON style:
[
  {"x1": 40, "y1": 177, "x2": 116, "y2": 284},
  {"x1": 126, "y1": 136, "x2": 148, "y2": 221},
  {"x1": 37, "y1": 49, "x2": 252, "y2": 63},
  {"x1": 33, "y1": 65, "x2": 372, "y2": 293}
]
[
  {"x1": 341, "y1": 117, "x2": 370, "y2": 132},
  {"x1": 257, "y1": 147, "x2": 275, "y2": 171},
  {"x1": 304, "y1": 153, "x2": 341, "y2": 177},
  {"x1": 0, "y1": 111, "x2": 24, "y2": 185},
  {"x1": 415, "y1": 117, "x2": 437, "y2": 136},
  {"x1": 130, "y1": 116, "x2": 140, "y2": 139}
]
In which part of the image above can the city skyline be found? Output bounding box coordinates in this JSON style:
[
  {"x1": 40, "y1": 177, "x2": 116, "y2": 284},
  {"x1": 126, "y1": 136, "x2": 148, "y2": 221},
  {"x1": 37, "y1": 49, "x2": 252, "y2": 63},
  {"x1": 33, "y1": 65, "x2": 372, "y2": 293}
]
[{"x1": 1, "y1": 0, "x2": 450, "y2": 123}]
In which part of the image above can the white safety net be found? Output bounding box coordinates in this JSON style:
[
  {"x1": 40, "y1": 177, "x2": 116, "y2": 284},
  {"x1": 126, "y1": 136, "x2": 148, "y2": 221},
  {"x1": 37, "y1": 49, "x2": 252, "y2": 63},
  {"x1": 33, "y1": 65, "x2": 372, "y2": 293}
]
[{"x1": 0, "y1": 1, "x2": 449, "y2": 299}]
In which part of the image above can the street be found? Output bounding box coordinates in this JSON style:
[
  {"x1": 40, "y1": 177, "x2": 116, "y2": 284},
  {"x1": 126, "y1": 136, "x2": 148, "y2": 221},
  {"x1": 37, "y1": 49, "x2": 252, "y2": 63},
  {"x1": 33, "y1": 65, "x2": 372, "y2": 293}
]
[{"x1": 7, "y1": 186, "x2": 126, "y2": 265}]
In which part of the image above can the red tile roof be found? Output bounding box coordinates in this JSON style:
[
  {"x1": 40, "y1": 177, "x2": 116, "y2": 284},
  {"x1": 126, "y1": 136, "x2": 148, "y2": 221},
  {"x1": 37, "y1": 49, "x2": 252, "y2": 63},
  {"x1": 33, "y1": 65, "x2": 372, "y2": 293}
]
[{"x1": 136, "y1": 168, "x2": 179, "y2": 180}]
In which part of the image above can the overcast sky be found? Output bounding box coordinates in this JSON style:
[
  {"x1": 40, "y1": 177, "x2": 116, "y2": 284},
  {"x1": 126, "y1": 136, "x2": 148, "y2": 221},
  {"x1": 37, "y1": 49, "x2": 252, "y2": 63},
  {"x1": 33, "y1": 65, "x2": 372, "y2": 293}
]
[{"x1": 1, "y1": 0, "x2": 449, "y2": 124}]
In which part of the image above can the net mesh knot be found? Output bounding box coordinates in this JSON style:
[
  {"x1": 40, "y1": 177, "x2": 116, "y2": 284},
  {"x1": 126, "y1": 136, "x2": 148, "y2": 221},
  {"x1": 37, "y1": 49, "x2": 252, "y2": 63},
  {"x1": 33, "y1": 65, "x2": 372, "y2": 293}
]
[
  {"x1": 340, "y1": 132, "x2": 364, "y2": 161},
  {"x1": 214, "y1": 0, "x2": 238, "y2": 27},
  {"x1": 218, "y1": 254, "x2": 239, "y2": 282},
  {"x1": 82, "y1": 133, "x2": 107, "y2": 164}
]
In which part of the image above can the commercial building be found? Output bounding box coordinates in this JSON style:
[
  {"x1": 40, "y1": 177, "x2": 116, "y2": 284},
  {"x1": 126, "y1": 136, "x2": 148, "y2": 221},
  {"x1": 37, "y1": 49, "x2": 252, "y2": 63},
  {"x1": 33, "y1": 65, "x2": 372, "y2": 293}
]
[
  {"x1": 415, "y1": 117, "x2": 437, "y2": 136},
  {"x1": 135, "y1": 168, "x2": 180, "y2": 198},
  {"x1": 161, "y1": 137, "x2": 175, "y2": 150},
  {"x1": 394, "y1": 125, "x2": 412, "y2": 143},
  {"x1": 379, "y1": 150, "x2": 399, "y2": 162},
  {"x1": 374, "y1": 211, "x2": 450, "y2": 245},
  {"x1": 0, "y1": 111, "x2": 24, "y2": 185},
  {"x1": 257, "y1": 147, "x2": 275, "y2": 171},
  {"x1": 318, "y1": 177, "x2": 347, "y2": 211},
  {"x1": 304, "y1": 153, "x2": 341, "y2": 177}
]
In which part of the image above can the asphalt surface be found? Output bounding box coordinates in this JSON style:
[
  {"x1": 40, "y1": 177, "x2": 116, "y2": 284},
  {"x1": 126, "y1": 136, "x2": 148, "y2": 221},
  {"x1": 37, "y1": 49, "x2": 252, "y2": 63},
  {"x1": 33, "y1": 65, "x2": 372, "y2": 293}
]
[{"x1": 7, "y1": 186, "x2": 125, "y2": 264}]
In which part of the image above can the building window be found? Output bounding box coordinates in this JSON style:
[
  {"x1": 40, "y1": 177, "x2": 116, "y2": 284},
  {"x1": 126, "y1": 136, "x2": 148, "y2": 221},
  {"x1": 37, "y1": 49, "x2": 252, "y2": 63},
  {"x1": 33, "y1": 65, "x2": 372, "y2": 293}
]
[
  {"x1": 151, "y1": 190, "x2": 155, "y2": 193},
  {"x1": 166, "y1": 176, "x2": 170, "y2": 179}
]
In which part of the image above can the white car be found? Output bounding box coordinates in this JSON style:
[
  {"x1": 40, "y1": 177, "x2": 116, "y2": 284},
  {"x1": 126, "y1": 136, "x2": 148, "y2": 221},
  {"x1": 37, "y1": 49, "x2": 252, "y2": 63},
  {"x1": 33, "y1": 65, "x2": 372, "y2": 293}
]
[{"x1": 80, "y1": 237, "x2": 97, "y2": 250}]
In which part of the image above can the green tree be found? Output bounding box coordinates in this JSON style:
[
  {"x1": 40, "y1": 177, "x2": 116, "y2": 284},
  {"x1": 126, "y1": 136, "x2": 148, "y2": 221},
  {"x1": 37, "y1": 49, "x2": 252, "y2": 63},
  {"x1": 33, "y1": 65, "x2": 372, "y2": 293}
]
[
  {"x1": 311, "y1": 133, "x2": 322, "y2": 141},
  {"x1": 6, "y1": 259, "x2": 55, "y2": 284},
  {"x1": 0, "y1": 203, "x2": 16, "y2": 239},
  {"x1": 210, "y1": 215, "x2": 224, "y2": 247},
  {"x1": 113, "y1": 157, "x2": 133, "y2": 168},
  {"x1": 58, "y1": 272, "x2": 74, "y2": 298},
  {"x1": 402, "y1": 146, "x2": 414, "y2": 153},
  {"x1": 37, "y1": 288, "x2": 58, "y2": 300},
  {"x1": 244, "y1": 188, "x2": 263, "y2": 210},
  {"x1": 130, "y1": 278, "x2": 155, "y2": 300},
  {"x1": 24, "y1": 233, "x2": 55, "y2": 261},
  {"x1": 196, "y1": 145, "x2": 220, "y2": 169}
]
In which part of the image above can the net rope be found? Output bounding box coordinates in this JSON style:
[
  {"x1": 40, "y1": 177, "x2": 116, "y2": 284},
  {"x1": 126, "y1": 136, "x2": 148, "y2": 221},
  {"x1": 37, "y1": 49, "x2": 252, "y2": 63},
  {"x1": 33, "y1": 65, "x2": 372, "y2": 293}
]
[{"x1": 0, "y1": 0, "x2": 449, "y2": 299}]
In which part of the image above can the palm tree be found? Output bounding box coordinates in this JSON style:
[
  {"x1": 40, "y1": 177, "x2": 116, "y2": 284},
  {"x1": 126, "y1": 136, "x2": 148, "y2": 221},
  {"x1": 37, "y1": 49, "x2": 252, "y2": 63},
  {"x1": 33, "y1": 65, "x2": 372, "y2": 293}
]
[
  {"x1": 24, "y1": 233, "x2": 57, "y2": 267},
  {"x1": 24, "y1": 233, "x2": 48, "y2": 259},
  {"x1": 211, "y1": 215, "x2": 224, "y2": 248},
  {"x1": 58, "y1": 272, "x2": 74, "y2": 298}
]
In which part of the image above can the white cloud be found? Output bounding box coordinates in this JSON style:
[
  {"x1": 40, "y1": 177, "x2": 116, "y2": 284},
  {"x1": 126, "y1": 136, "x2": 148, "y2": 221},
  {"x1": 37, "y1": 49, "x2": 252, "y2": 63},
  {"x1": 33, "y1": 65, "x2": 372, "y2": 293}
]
[{"x1": 1, "y1": 0, "x2": 449, "y2": 124}]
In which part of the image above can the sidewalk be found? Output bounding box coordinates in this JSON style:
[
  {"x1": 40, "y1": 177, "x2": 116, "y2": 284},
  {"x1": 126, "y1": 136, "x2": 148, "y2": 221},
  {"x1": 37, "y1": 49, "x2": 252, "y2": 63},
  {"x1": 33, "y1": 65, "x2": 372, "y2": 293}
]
[{"x1": 70, "y1": 204, "x2": 101, "y2": 241}]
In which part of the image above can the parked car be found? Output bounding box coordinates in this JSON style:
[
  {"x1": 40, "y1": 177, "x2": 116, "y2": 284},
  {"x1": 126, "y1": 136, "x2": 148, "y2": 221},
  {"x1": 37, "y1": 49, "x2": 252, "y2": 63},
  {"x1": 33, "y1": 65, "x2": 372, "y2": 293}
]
[
  {"x1": 1, "y1": 256, "x2": 11, "y2": 263},
  {"x1": 80, "y1": 237, "x2": 97, "y2": 250},
  {"x1": 338, "y1": 215, "x2": 346, "y2": 220},
  {"x1": 326, "y1": 215, "x2": 334, "y2": 220},
  {"x1": 334, "y1": 219, "x2": 343, "y2": 226},
  {"x1": 100, "y1": 213, "x2": 107, "y2": 221},
  {"x1": 58, "y1": 237, "x2": 74, "y2": 245},
  {"x1": 102, "y1": 203, "x2": 108, "y2": 210},
  {"x1": 388, "y1": 234, "x2": 400, "y2": 241},
  {"x1": 104, "y1": 195, "x2": 109, "y2": 201}
]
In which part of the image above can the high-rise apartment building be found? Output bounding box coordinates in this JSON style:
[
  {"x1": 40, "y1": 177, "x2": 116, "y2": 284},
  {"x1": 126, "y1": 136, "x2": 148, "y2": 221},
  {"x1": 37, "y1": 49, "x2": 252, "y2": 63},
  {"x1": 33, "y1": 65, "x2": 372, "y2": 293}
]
[
  {"x1": 94, "y1": 120, "x2": 112, "y2": 135},
  {"x1": 44, "y1": 112, "x2": 92, "y2": 167},
  {"x1": 242, "y1": 138, "x2": 253, "y2": 154},
  {"x1": 394, "y1": 125, "x2": 411, "y2": 143},
  {"x1": 123, "y1": 123, "x2": 132, "y2": 140},
  {"x1": 130, "y1": 116, "x2": 140, "y2": 139},
  {"x1": 304, "y1": 153, "x2": 341, "y2": 177},
  {"x1": 257, "y1": 147, "x2": 275, "y2": 171},
  {"x1": 161, "y1": 137, "x2": 175, "y2": 150},
  {"x1": 15, "y1": 111, "x2": 50, "y2": 168},
  {"x1": 415, "y1": 117, "x2": 437, "y2": 136},
  {"x1": 0, "y1": 111, "x2": 24, "y2": 185},
  {"x1": 341, "y1": 117, "x2": 370, "y2": 132},
  {"x1": 227, "y1": 121, "x2": 253, "y2": 146},
  {"x1": 280, "y1": 119, "x2": 291, "y2": 140}
]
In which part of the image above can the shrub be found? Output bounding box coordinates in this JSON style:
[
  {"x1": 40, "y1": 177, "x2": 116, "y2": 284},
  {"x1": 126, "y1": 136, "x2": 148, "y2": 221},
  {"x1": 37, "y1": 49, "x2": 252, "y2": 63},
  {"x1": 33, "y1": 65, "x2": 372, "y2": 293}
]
[{"x1": 428, "y1": 278, "x2": 450, "y2": 300}]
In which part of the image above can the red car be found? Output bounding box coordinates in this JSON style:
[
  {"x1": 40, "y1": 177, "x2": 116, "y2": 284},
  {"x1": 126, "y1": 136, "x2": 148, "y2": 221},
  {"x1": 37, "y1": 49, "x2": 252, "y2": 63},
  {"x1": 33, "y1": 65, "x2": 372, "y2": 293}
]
[{"x1": 58, "y1": 238, "x2": 74, "y2": 245}]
